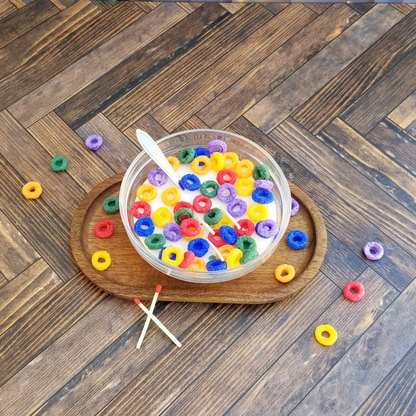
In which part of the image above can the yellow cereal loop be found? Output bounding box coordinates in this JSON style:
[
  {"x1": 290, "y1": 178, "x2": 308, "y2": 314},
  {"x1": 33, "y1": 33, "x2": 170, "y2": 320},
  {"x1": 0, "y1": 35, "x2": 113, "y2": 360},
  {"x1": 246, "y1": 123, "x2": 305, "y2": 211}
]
[
  {"x1": 187, "y1": 257, "x2": 206, "y2": 271},
  {"x1": 167, "y1": 156, "x2": 180, "y2": 171},
  {"x1": 183, "y1": 228, "x2": 204, "y2": 241},
  {"x1": 191, "y1": 156, "x2": 212, "y2": 175},
  {"x1": 211, "y1": 152, "x2": 225, "y2": 172},
  {"x1": 137, "y1": 184, "x2": 157, "y2": 202},
  {"x1": 162, "y1": 246, "x2": 184, "y2": 266},
  {"x1": 226, "y1": 248, "x2": 243, "y2": 268},
  {"x1": 213, "y1": 215, "x2": 234, "y2": 229},
  {"x1": 224, "y1": 152, "x2": 239, "y2": 170},
  {"x1": 152, "y1": 207, "x2": 172, "y2": 228},
  {"x1": 162, "y1": 187, "x2": 180, "y2": 206},
  {"x1": 247, "y1": 203, "x2": 268, "y2": 223},
  {"x1": 22, "y1": 182, "x2": 42, "y2": 199},
  {"x1": 216, "y1": 244, "x2": 234, "y2": 259},
  {"x1": 235, "y1": 159, "x2": 254, "y2": 178},
  {"x1": 275, "y1": 264, "x2": 295, "y2": 283},
  {"x1": 91, "y1": 251, "x2": 111, "y2": 271},
  {"x1": 235, "y1": 178, "x2": 254, "y2": 196},
  {"x1": 315, "y1": 325, "x2": 337, "y2": 346}
]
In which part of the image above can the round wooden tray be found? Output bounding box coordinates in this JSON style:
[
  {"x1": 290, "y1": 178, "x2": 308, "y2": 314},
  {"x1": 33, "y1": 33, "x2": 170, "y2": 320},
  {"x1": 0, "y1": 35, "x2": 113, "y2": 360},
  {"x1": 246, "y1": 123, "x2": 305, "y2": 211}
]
[{"x1": 71, "y1": 173, "x2": 326, "y2": 304}]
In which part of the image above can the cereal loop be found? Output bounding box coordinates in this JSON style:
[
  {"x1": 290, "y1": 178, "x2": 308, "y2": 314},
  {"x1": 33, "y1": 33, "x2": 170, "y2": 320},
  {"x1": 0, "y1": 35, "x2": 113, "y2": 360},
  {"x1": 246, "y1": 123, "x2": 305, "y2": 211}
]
[
  {"x1": 217, "y1": 169, "x2": 237, "y2": 185},
  {"x1": 235, "y1": 160, "x2": 254, "y2": 178},
  {"x1": 275, "y1": 264, "x2": 295, "y2": 283},
  {"x1": 137, "y1": 184, "x2": 157, "y2": 202},
  {"x1": 235, "y1": 178, "x2": 254, "y2": 196},
  {"x1": 94, "y1": 220, "x2": 114, "y2": 239},
  {"x1": 22, "y1": 182, "x2": 42, "y2": 199},
  {"x1": 91, "y1": 251, "x2": 111, "y2": 271},
  {"x1": 186, "y1": 257, "x2": 206, "y2": 271},
  {"x1": 247, "y1": 203, "x2": 268, "y2": 223},
  {"x1": 183, "y1": 228, "x2": 204, "y2": 241},
  {"x1": 152, "y1": 207, "x2": 172, "y2": 228},
  {"x1": 343, "y1": 281, "x2": 365, "y2": 302},
  {"x1": 214, "y1": 215, "x2": 234, "y2": 230},
  {"x1": 211, "y1": 152, "x2": 225, "y2": 172},
  {"x1": 226, "y1": 249, "x2": 243, "y2": 269},
  {"x1": 315, "y1": 325, "x2": 337, "y2": 346},
  {"x1": 179, "y1": 251, "x2": 196, "y2": 269},
  {"x1": 50, "y1": 156, "x2": 67, "y2": 172},
  {"x1": 191, "y1": 156, "x2": 212, "y2": 175},
  {"x1": 131, "y1": 201, "x2": 151, "y2": 219},
  {"x1": 103, "y1": 197, "x2": 119, "y2": 213},
  {"x1": 216, "y1": 244, "x2": 234, "y2": 259},
  {"x1": 162, "y1": 187, "x2": 180, "y2": 206},
  {"x1": 167, "y1": 156, "x2": 180, "y2": 171},
  {"x1": 223, "y1": 152, "x2": 239, "y2": 170},
  {"x1": 174, "y1": 201, "x2": 194, "y2": 214},
  {"x1": 162, "y1": 246, "x2": 185, "y2": 266}
]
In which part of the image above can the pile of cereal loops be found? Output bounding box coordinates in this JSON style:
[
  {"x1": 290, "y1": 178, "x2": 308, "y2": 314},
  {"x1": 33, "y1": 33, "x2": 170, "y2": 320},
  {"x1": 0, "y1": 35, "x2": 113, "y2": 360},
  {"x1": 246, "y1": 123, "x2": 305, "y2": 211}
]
[{"x1": 133, "y1": 139, "x2": 279, "y2": 271}]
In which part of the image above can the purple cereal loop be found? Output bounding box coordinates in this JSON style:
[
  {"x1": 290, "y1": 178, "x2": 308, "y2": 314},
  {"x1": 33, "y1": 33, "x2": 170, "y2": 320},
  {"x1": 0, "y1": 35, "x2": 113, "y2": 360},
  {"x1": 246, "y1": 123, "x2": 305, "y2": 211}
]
[
  {"x1": 163, "y1": 223, "x2": 182, "y2": 242},
  {"x1": 148, "y1": 168, "x2": 168, "y2": 187},
  {"x1": 256, "y1": 219, "x2": 279, "y2": 238},
  {"x1": 208, "y1": 139, "x2": 227, "y2": 154},
  {"x1": 363, "y1": 241, "x2": 384, "y2": 260},
  {"x1": 291, "y1": 198, "x2": 299, "y2": 216},
  {"x1": 254, "y1": 180, "x2": 273, "y2": 191},
  {"x1": 227, "y1": 198, "x2": 247, "y2": 218},
  {"x1": 85, "y1": 135, "x2": 103, "y2": 151},
  {"x1": 217, "y1": 183, "x2": 236, "y2": 203}
]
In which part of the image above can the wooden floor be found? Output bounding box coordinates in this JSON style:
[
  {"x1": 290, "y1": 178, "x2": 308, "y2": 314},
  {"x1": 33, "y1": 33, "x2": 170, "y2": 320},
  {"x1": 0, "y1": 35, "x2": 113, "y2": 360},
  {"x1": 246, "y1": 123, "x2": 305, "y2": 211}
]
[{"x1": 0, "y1": 1, "x2": 416, "y2": 415}]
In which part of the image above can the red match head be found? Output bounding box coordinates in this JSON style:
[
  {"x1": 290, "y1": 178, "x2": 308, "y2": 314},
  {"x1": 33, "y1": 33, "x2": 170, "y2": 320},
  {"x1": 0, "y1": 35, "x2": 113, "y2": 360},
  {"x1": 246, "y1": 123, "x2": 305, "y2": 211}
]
[
  {"x1": 156, "y1": 284, "x2": 162, "y2": 294},
  {"x1": 134, "y1": 298, "x2": 141, "y2": 305}
]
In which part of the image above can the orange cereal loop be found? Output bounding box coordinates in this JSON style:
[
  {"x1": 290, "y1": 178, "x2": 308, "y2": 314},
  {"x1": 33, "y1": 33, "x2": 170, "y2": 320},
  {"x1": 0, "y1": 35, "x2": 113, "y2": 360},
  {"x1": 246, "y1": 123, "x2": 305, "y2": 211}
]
[
  {"x1": 216, "y1": 244, "x2": 234, "y2": 259},
  {"x1": 137, "y1": 184, "x2": 157, "y2": 202},
  {"x1": 183, "y1": 227, "x2": 204, "y2": 241},
  {"x1": 211, "y1": 152, "x2": 225, "y2": 172},
  {"x1": 22, "y1": 182, "x2": 42, "y2": 199},
  {"x1": 275, "y1": 264, "x2": 295, "y2": 283},
  {"x1": 224, "y1": 152, "x2": 239, "y2": 170},
  {"x1": 162, "y1": 187, "x2": 180, "y2": 206},
  {"x1": 191, "y1": 156, "x2": 212, "y2": 175},
  {"x1": 235, "y1": 159, "x2": 254, "y2": 178},
  {"x1": 167, "y1": 156, "x2": 180, "y2": 171},
  {"x1": 187, "y1": 257, "x2": 206, "y2": 271}
]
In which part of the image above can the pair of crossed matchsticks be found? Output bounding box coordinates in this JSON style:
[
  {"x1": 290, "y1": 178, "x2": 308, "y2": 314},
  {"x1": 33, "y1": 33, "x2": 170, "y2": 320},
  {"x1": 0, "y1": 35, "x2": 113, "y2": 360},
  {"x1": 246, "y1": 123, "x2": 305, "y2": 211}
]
[{"x1": 134, "y1": 285, "x2": 182, "y2": 349}]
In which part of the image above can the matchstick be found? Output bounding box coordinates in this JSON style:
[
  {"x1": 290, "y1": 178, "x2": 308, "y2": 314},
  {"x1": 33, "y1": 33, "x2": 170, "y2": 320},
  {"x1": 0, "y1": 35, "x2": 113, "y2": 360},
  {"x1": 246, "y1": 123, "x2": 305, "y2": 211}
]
[
  {"x1": 222, "y1": 208, "x2": 241, "y2": 229},
  {"x1": 136, "y1": 284, "x2": 162, "y2": 349},
  {"x1": 134, "y1": 298, "x2": 182, "y2": 348}
]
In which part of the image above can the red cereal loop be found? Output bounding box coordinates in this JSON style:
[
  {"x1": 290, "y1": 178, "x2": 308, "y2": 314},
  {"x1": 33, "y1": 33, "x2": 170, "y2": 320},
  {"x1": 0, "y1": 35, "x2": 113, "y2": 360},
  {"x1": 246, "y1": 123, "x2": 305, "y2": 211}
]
[
  {"x1": 208, "y1": 229, "x2": 226, "y2": 248},
  {"x1": 174, "y1": 201, "x2": 194, "y2": 214},
  {"x1": 94, "y1": 220, "x2": 114, "y2": 238},
  {"x1": 235, "y1": 219, "x2": 255, "y2": 237},
  {"x1": 343, "y1": 281, "x2": 365, "y2": 302},
  {"x1": 179, "y1": 251, "x2": 196, "y2": 269},
  {"x1": 180, "y1": 218, "x2": 201, "y2": 237},
  {"x1": 217, "y1": 169, "x2": 237, "y2": 185},
  {"x1": 193, "y1": 195, "x2": 212, "y2": 213},
  {"x1": 131, "y1": 201, "x2": 151, "y2": 219}
]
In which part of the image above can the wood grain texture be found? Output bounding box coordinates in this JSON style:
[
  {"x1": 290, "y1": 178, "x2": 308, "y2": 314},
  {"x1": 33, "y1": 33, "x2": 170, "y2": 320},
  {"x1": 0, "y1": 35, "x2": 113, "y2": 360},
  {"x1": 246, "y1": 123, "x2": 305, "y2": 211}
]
[
  {"x1": 228, "y1": 268, "x2": 397, "y2": 416},
  {"x1": 246, "y1": 5, "x2": 404, "y2": 133},
  {"x1": 0, "y1": 210, "x2": 40, "y2": 280},
  {"x1": 55, "y1": 3, "x2": 228, "y2": 130},
  {"x1": 0, "y1": 153, "x2": 79, "y2": 282},
  {"x1": 348, "y1": 3, "x2": 375, "y2": 15},
  {"x1": 305, "y1": 3, "x2": 331, "y2": 14},
  {"x1": 0, "y1": 2, "x2": 143, "y2": 111},
  {"x1": 123, "y1": 114, "x2": 169, "y2": 145},
  {"x1": 0, "y1": 259, "x2": 62, "y2": 335},
  {"x1": 198, "y1": 4, "x2": 359, "y2": 130},
  {"x1": 229, "y1": 117, "x2": 416, "y2": 291},
  {"x1": 319, "y1": 118, "x2": 416, "y2": 213},
  {"x1": 152, "y1": 4, "x2": 316, "y2": 132},
  {"x1": 388, "y1": 89, "x2": 416, "y2": 130},
  {"x1": 262, "y1": 2, "x2": 288, "y2": 15},
  {"x1": 135, "y1": 274, "x2": 338, "y2": 416},
  {"x1": 392, "y1": 4, "x2": 416, "y2": 15},
  {"x1": 342, "y1": 48, "x2": 416, "y2": 135},
  {"x1": 272, "y1": 118, "x2": 416, "y2": 258},
  {"x1": 9, "y1": 0, "x2": 32, "y2": 10},
  {"x1": 366, "y1": 119, "x2": 416, "y2": 177},
  {"x1": 293, "y1": 9, "x2": 416, "y2": 134},
  {"x1": 71, "y1": 173, "x2": 326, "y2": 303},
  {"x1": 355, "y1": 342, "x2": 416, "y2": 416},
  {"x1": 0, "y1": 272, "x2": 106, "y2": 386},
  {"x1": 290, "y1": 275, "x2": 416, "y2": 416},
  {"x1": 0, "y1": 0, "x2": 57, "y2": 49},
  {"x1": 90, "y1": 0, "x2": 119, "y2": 12},
  {"x1": 50, "y1": 0, "x2": 78, "y2": 10},
  {"x1": 174, "y1": 115, "x2": 210, "y2": 132},
  {"x1": 8, "y1": 3, "x2": 187, "y2": 127},
  {"x1": 220, "y1": 3, "x2": 245, "y2": 14},
  {"x1": 136, "y1": 1, "x2": 160, "y2": 13},
  {"x1": 104, "y1": 4, "x2": 272, "y2": 130},
  {"x1": 177, "y1": 2, "x2": 204, "y2": 14}
]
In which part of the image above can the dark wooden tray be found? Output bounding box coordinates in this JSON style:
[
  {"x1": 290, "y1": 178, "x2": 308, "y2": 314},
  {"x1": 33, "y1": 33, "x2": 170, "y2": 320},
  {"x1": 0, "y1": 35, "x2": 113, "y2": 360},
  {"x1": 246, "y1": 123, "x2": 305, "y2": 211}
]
[{"x1": 71, "y1": 173, "x2": 326, "y2": 304}]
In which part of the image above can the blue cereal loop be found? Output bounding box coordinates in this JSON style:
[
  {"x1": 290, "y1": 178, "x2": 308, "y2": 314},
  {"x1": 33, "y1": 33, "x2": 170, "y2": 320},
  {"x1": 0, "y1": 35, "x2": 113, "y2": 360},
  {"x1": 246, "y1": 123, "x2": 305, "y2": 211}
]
[
  {"x1": 219, "y1": 225, "x2": 238, "y2": 245},
  {"x1": 158, "y1": 247, "x2": 166, "y2": 259},
  {"x1": 188, "y1": 238, "x2": 209, "y2": 257},
  {"x1": 194, "y1": 147, "x2": 210, "y2": 159},
  {"x1": 252, "y1": 189, "x2": 274, "y2": 204},
  {"x1": 207, "y1": 259, "x2": 228, "y2": 271},
  {"x1": 134, "y1": 216, "x2": 155, "y2": 237},
  {"x1": 181, "y1": 174, "x2": 201, "y2": 191},
  {"x1": 287, "y1": 230, "x2": 308, "y2": 249}
]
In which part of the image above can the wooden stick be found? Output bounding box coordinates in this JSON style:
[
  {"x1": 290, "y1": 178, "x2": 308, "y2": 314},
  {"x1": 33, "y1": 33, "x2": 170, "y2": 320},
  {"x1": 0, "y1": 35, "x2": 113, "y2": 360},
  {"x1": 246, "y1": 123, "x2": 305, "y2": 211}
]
[
  {"x1": 134, "y1": 298, "x2": 182, "y2": 348},
  {"x1": 136, "y1": 284, "x2": 162, "y2": 349}
]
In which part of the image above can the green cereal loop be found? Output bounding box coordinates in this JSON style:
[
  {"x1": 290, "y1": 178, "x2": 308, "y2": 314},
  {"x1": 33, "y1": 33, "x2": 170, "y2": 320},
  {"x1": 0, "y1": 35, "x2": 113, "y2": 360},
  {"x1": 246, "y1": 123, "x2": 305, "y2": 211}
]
[
  {"x1": 200, "y1": 180, "x2": 219, "y2": 198},
  {"x1": 240, "y1": 249, "x2": 259, "y2": 264},
  {"x1": 103, "y1": 196, "x2": 119, "y2": 213},
  {"x1": 204, "y1": 207, "x2": 222, "y2": 225},
  {"x1": 50, "y1": 156, "x2": 67, "y2": 172},
  {"x1": 174, "y1": 207, "x2": 194, "y2": 225},
  {"x1": 253, "y1": 164, "x2": 270, "y2": 181},
  {"x1": 236, "y1": 236, "x2": 257, "y2": 253},
  {"x1": 178, "y1": 147, "x2": 195, "y2": 164},
  {"x1": 145, "y1": 233, "x2": 166, "y2": 250}
]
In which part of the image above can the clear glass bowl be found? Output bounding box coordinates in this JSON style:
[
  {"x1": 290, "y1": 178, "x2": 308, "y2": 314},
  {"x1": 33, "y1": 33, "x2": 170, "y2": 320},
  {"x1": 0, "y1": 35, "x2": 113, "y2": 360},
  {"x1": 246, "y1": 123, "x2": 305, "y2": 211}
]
[{"x1": 120, "y1": 129, "x2": 291, "y2": 284}]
